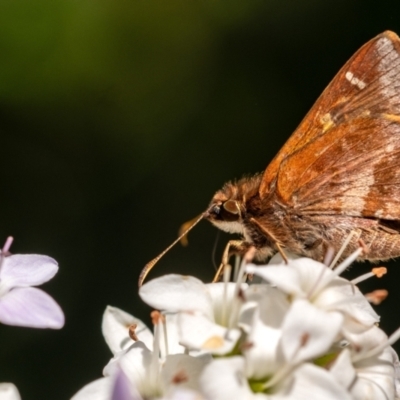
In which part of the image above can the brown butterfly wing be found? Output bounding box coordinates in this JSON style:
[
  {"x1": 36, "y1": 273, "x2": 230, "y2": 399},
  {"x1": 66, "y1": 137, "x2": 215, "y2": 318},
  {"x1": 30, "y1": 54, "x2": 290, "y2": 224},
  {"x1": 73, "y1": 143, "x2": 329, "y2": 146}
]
[{"x1": 260, "y1": 31, "x2": 400, "y2": 220}]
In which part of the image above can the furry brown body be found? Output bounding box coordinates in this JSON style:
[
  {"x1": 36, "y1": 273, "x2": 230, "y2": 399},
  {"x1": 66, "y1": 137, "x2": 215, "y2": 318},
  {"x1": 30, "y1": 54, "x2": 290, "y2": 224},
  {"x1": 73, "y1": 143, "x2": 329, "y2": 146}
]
[
  {"x1": 206, "y1": 31, "x2": 400, "y2": 263},
  {"x1": 208, "y1": 175, "x2": 400, "y2": 263}
]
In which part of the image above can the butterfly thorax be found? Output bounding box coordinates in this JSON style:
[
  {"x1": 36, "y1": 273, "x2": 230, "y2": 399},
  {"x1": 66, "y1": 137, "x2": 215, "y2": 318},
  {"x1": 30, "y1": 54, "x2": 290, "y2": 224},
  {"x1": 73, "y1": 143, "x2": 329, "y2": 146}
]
[
  {"x1": 207, "y1": 174, "x2": 301, "y2": 260},
  {"x1": 207, "y1": 170, "x2": 341, "y2": 262}
]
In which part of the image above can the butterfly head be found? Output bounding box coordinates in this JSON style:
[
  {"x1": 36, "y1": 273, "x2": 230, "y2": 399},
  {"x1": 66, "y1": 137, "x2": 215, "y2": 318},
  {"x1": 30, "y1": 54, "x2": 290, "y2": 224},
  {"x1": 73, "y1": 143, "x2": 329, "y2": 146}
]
[
  {"x1": 207, "y1": 197, "x2": 244, "y2": 235},
  {"x1": 206, "y1": 174, "x2": 262, "y2": 235}
]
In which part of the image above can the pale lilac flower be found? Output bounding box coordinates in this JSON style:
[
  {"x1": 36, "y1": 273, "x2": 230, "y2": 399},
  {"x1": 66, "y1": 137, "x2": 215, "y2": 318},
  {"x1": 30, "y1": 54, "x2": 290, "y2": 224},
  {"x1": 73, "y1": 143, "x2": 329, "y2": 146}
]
[{"x1": 0, "y1": 237, "x2": 64, "y2": 329}]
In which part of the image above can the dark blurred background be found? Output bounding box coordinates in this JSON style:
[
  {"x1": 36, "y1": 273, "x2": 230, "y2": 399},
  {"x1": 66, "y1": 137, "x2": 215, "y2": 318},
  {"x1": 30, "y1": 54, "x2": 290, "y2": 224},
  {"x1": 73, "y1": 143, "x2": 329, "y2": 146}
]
[{"x1": 1, "y1": 0, "x2": 400, "y2": 398}]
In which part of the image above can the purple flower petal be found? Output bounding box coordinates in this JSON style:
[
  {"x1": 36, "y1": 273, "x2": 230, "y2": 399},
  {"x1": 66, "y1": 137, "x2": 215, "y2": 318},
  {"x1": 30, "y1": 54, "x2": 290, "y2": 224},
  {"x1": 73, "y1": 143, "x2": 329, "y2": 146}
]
[
  {"x1": 0, "y1": 287, "x2": 64, "y2": 329},
  {"x1": 1, "y1": 254, "x2": 58, "y2": 288}
]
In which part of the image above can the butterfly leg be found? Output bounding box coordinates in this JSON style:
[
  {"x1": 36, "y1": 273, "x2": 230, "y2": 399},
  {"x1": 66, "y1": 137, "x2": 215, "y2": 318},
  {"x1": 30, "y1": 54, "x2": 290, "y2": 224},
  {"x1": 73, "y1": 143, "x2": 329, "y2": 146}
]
[
  {"x1": 212, "y1": 240, "x2": 249, "y2": 283},
  {"x1": 249, "y1": 218, "x2": 288, "y2": 263}
]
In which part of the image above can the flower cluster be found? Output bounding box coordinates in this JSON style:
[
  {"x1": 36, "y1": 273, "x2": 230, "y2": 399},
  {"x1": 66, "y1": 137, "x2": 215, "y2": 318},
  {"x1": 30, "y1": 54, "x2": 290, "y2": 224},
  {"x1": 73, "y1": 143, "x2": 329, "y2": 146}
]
[{"x1": 72, "y1": 249, "x2": 400, "y2": 400}]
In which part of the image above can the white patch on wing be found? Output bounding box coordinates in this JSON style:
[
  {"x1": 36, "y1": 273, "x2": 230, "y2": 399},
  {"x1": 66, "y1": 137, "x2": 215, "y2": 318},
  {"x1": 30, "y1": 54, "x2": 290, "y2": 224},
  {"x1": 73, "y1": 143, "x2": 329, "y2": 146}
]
[{"x1": 345, "y1": 71, "x2": 367, "y2": 90}]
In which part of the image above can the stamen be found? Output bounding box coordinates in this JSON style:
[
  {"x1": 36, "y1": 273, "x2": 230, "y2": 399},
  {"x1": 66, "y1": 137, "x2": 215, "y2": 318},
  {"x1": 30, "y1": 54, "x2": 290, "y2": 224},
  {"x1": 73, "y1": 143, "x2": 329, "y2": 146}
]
[
  {"x1": 358, "y1": 238, "x2": 369, "y2": 255},
  {"x1": 308, "y1": 247, "x2": 363, "y2": 300},
  {"x1": 351, "y1": 267, "x2": 387, "y2": 285},
  {"x1": 227, "y1": 250, "x2": 251, "y2": 330},
  {"x1": 323, "y1": 246, "x2": 335, "y2": 266},
  {"x1": 365, "y1": 289, "x2": 388, "y2": 305},
  {"x1": 372, "y1": 267, "x2": 387, "y2": 278},
  {"x1": 263, "y1": 362, "x2": 296, "y2": 390},
  {"x1": 233, "y1": 255, "x2": 240, "y2": 282},
  {"x1": 128, "y1": 324, "x2": 139, "y2": 341},
  {"x1": 263, "y1": 331, "x2": 310, "y2": 389},
  {"x1": 307, "y1": 265, "x2": 331, "y2": 300},
  {"x1": 161, "y1": 313, "x2": 169, "y2": 357},
  {"x1": 221, "y1": 264, "x2": 231, "y2": 327},
  {"x1": 332, "y1": 248, "x2": 363, "y2": 277},
  {"x1": 329, "y1": 231, "x2": 356, "y2": 269},
  {"x1": 150, "y1": 311, "x2": 162, "y2": 387}
]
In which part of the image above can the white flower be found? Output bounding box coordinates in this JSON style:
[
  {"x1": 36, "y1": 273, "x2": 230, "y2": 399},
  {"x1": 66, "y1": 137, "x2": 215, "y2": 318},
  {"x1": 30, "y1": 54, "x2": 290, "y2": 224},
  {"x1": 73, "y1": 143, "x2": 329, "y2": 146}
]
[
  {"x1": 246, "y1": 253, "x2": 379, "y2": 338},
  {"x1": 72, "y1": 342, "x2": 209, "y2": 400},
  {"x1": 204, "y1": 298, "x2": 344, "y2": 397},
  {"x1": 199, "y1": 356, "x2": 352, "y2": 400},
  {"x1": 102, "y1": 306, "x2": 185, "y2": 358},
  {"x1": 102, "y1": 306, "x2": 154, "y2": 354},
  {"x1": 73, "y1": 248, "x2": 400, "y2": 400},
  {"x1": 330, "y1": 325, "x2": 400, "y2": 399},
  {"x1": 139, "y1": 275, "x2": 245, "y2": 354},
  {"x1": 72, "y1": 306, "x2": 210, "y2": 400},
  {"x1": 0, "y1": 240, "x2": 64, "y2": 329}
]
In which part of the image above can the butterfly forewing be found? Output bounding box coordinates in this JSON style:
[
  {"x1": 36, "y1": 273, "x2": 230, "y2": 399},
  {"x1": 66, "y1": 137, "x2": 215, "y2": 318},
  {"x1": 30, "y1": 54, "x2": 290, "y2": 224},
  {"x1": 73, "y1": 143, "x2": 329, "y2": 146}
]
[{"x1": 260, "y1": 31, "x2": 400, "y2": 220}]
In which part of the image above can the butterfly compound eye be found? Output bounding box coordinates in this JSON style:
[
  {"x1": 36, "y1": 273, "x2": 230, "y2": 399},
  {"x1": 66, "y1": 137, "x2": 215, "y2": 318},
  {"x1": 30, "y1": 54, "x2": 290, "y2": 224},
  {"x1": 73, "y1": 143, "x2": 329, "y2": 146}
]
[{"x1": 220, "y1": 200, "x2": 240, "y2": 221}]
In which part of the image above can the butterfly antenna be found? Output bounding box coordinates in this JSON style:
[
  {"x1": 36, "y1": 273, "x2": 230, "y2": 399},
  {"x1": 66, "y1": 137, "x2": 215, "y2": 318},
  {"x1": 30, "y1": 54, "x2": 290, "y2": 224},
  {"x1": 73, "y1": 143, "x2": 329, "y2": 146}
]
[
  {"x1": 138, "y1": 207, "x2": 213, "y2": 287},
  {"x1": 329, "y1": 230, "x2": 356, "y2": 269}
]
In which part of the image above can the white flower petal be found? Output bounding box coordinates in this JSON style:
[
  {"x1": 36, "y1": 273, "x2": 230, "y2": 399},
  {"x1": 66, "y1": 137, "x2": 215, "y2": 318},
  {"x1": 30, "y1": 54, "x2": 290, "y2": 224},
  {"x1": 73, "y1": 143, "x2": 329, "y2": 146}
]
[
  {"x1": 245, "y1": 285, "x2": 289, "y2": 328},
  {"x1": 390, "y1": 346, "x2": 400, "y2": 399},
  {"x1": 161, "y1": 354, "x2": 210, "y2": 393},
  {"x1": 200, "y1": 357, "x2": 262, "y2": 400},
  {"x1": 244, "y1": 309, "x2": 282, "y2": 379},
  {"x1": 139, "y1": 275, "x2": 213, "y2": 319},
  {"x1": 0, "y1": 383, "x2": 21, "y2": 400},
  {"x1": 102, "y1": 306, "x2": 153, "y2": 354},
  {"x1": 0, "y1": 287, "x2": 64, "y2": 328},
  {"x1": 178, "y1": 312, "x2": 241, "y2": 355},
  {"x1": 109, "y1": 342, "x2": 160, "y2": 398},
  {"x1": 329, "y1": 349, "x2": 356, "y2": 390},
  {"x1": 316, "y1": 281, "x2": 379, "y2": 326},
  {"x1": 281, "y1": 300, "x2": 343, "y2": 364},
  {"x1": 279, "y1": 363, "x2": 352, "y2": 400},
  {"x1": 159, "y1": 314, "x2": 186, "y2": 357},
  {"x1": 71, "y1": 377, "x2": 112, "y2": 400},
  {"x1": 246, "y1": 265, "x2": 305, "y2": 297},
  {"x1": 269, "y1": 251, "x2": 301, "y2": 264},
  {"x1": 164, "y1": 388, "x2": 205, "y2": 400},
  {"x1": 205, "y1": 282, "x2": 243, "y2": 326},
  {"x1": 344, "y1": 324, "x2": 387, "y2": 353},
  {"x1": 1, "y1": 254, "x2": 58, "y2": 288},
  {"x1": 351, "y1": 347, "x2": 396, "y2": 400}
]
